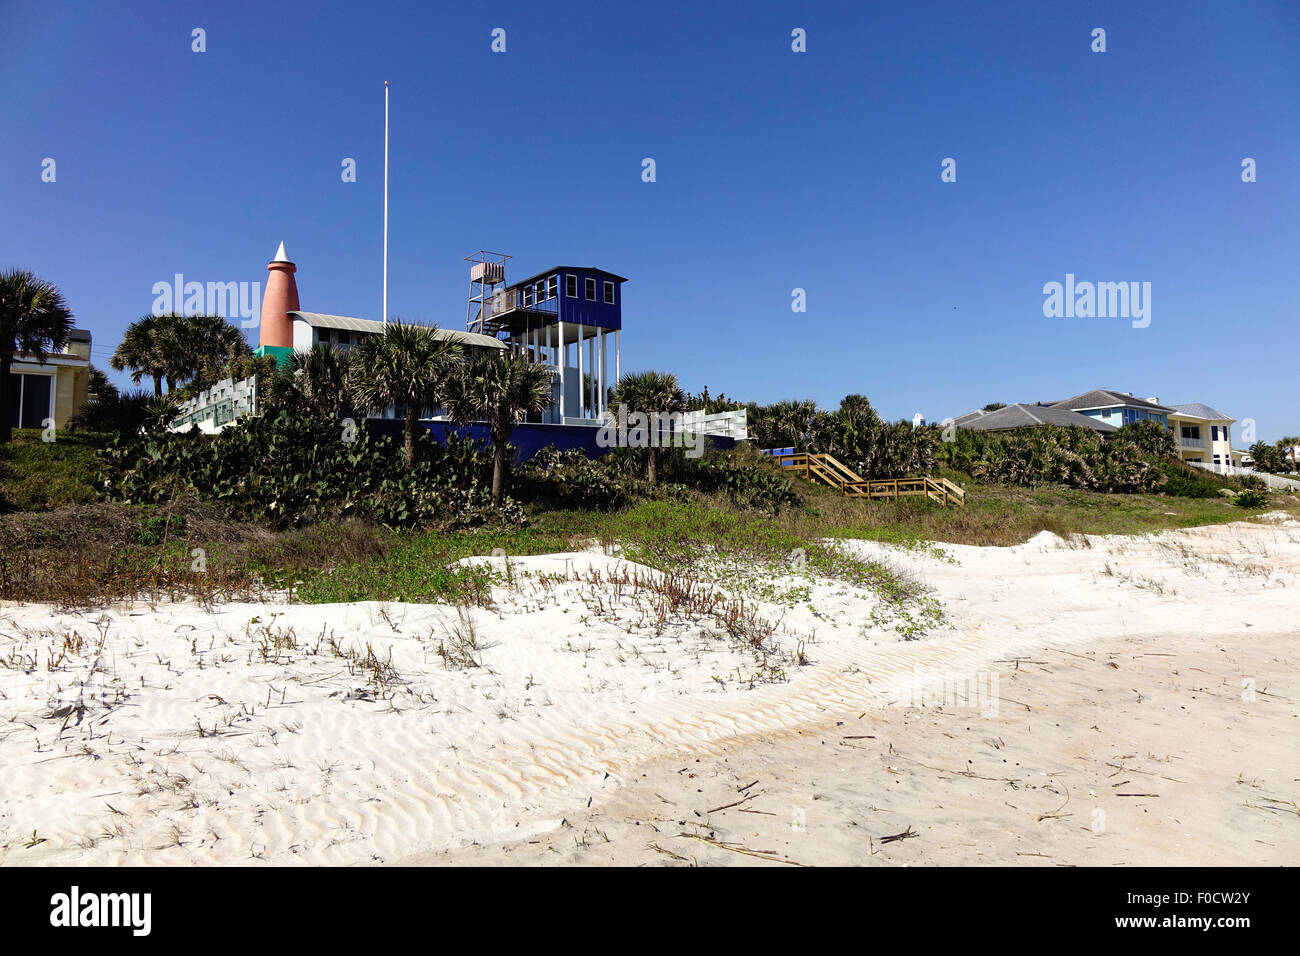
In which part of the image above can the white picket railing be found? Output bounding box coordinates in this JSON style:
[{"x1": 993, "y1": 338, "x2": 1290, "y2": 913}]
[{"x1": 1185, "y1": 460, "x2": 1300, "y2": 491}]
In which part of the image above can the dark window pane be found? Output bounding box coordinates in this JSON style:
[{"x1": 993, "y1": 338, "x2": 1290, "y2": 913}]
[{"x1": 20, "y1": 374, "x2": 51, "y2": 428}]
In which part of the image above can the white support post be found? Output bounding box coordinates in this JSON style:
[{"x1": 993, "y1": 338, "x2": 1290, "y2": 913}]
[
  {"x1": 558, "y1": 321, "x2": 566, "y2": 419},
  {"x1": 577, "y1": 323, "x2": 584, "y2": 419},
  {"x1": 614, "y1": 329, "x2": 621, "y2": 387},
  {"x1": 599, "y1": 329, "x2": 607, "y2": 418}
]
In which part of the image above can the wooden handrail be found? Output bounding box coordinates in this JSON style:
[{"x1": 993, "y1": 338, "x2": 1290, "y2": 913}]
[{"x1": 771, "y1": 452, "x2": 965, "y2": 506}]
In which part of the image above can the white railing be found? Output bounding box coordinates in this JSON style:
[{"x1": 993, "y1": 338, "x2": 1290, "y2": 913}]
[
  {"x1": 1185, "y1": 460, "x2": 1300, "y2": 491},
  {"x1": 681, "y1": 408, "x2": 748, "y2": 440},
  {"x1": 171, "y1": 375, "x2": 258, "y2": 432}
]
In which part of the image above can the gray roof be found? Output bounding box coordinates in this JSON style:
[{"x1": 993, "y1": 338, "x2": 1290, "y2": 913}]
[
  {"x1": 1051, "y1": 389, "x2": 1174, "y2": 413},
  {"x1": 290, "y1": 312, "x2": 505, "y2": 350},
  {"x1": 955, "y1": 403, "x2": 1118, "y2": 433},
  {"x1": 1169, "y1": 402, "x2": 1233, "y2": 422}
]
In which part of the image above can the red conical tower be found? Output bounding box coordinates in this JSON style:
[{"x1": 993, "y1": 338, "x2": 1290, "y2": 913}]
[{"x1": 254, "y1": 241, "x2": 299, "y2": 366}]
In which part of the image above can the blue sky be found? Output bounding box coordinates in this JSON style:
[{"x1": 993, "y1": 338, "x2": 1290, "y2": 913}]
[{"x1": 3, "y1": 0, "x2": 1297, "y2": 439}]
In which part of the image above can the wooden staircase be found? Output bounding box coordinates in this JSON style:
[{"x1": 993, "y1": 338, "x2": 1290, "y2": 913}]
[{"x1": 771, "y1": 452, "x2": 966, "y2": 506}]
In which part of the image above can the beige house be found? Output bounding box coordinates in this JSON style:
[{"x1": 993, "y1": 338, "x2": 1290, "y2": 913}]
[
  {"x1": 6, "y1": 329, "x2": 92, "y2": 431},
  {"x1": 1167, "y1": 402, "x2": 1242, "y2": 471}
]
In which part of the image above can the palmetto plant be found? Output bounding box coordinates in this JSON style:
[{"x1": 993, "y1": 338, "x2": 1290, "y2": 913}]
[
  {"x1": 111, "y1": 313, "x2": 183, "y2": 395},
  {"x1": 0, "y1": 269, "x2": 74, "y2": 443},
  {"x1": 348, "y1": 320, "x2": 464, "y2": 468},
  {"x1": 608, "y1": 369, "x2": 687, "y2": 484},
  {"x1": 179, "y1": 314, "x2": 253, "y2": 389},
  {"x1": 444, "y1": 351, "x2": 554, "y2": 503},
  {"x1": 111, "y1": 312, "x2": 249, "y2": 395},
  {"x1": 277, "y1": 343, "x2": 351, "y2": 417}
]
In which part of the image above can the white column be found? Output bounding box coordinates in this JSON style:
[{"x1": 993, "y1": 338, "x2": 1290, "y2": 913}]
[
  {"x1": 598, "y1": 330, "x2": 607, "y2": 418},
  {"x1": 577, "y1": 323, "x2": 584, "y2": 419},
  {"x1": 558, "y1": 321, "x2": 566, "y2": 420},
  {"x1": 614, "y1": 329, "x2": 621, "y2": 387}
]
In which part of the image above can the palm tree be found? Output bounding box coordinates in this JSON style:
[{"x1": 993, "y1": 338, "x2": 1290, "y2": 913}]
[
  {"x1": 348, "y1": 320, "x2": 464, "y2": 468},
  {"x1": 111, "y1": 313, "x2": 180, "y2": 395},
  {"x1": 608, "y1": 370, "x2": 687, "y2": 484},
  {"x1": 179, "y1": 314, "x2": 253, "y2": 389},
  {"x1": 0, "y1": 269, "x2": 74, "y2": 443},
  {"x1": 444, "y1": 351, "x2": 554, "y2": 503},
  {"x1": 276, "y1": 343, "x2": 350, "y2": 416}
]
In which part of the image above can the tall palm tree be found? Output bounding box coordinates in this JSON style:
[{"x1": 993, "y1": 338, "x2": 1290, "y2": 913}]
[
  {"x1": 348, "y1": 320, "x2": 464, "y2": 468},
  {"x1": 111, "y1": 313, "x2": 180, "y2": 395},
  {"x1": 0, "y1": 269, "x2": 74, "y2": 442},
  {"x1": 444, "y1": 351, "x2": 554, "y2": 503},
  {"x1": 277, "y1": 343, "x2": 350, "y2": 417},
  {"x1": 608, "y1": 369, "x2": 687, "y2": 484},
  {"x1": 179, "y1": 314, "x2": 253, "y2": 389}
]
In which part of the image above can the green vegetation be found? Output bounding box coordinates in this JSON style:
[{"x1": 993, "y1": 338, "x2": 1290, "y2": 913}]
[
  {"x1": 111, "y1": 312, "x2": 251, "y2": 396},
  {"x1": 608, "y1": 370, "x2": 688, "y2": 483},
  {"x1": 0, "y1": 429, "x2": 103, "y2": 511},
  {"x1": 1248, "y1": 438, "x2": 1299, "y2": 475},
  {"x1": 444, "y1": 352, "x2": 554, "y2": 502}
]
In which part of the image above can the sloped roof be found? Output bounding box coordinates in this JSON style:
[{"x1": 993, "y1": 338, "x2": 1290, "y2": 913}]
[
  {"x1": 508, "y1": 266, "x2": 629, "y2": 289},
  {"x1": 1051, "y1": 389, "x2": 1173, "y2": 413},
  {"x1": 955, "y1": 403, "x2": 1118, "y2": 433},
  {"x1": 1169, "y1": 402, "x2": 1233, "y2": 422},
  {"x1": 289, "y1": 312, "x2": 505, "y2": 350}
]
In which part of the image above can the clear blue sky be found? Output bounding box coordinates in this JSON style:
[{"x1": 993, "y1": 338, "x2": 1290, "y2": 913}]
[{"x1": 3, "y1": 0, "x2": 1297, "y2": 439}]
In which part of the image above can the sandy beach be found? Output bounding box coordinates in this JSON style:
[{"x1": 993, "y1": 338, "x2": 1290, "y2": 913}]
[{"x1": 2, "y1": 515, "x2": 1296, "y2": 867}]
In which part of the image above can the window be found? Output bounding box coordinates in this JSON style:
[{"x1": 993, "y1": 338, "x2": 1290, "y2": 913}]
[
  {"x1": 584, "y1": 277, "x2": 596, "y2": 301},
  {"x1": 6, "y1": 372, "x2": 52, "y2": 429},
  {"x1": 1181, "y1": 425, "x2": 1200, "y2": 440},
  {"x1": 535, "y1": 281, "x2": 544, "y2": 302},
  {"x1": 1211, "y1": 425, "x2": 1219, "y2": 441},
  {"x1": 337, "y1": 331, "x2": 350, "y2": 346},
  {"x1": 523, "y1": 285, "x2": 533, "y2": 307},
  {"x1": 603, "y1": 280, "x2": 615, "y2": 305},
  {"x1": 565, "y1": 274, "x2": 577, "y2": 298},
  {"x1": 547, "y1": 276, "x2": 557, "y2": 299}
]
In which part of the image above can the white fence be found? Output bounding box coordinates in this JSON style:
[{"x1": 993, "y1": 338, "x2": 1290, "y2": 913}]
[
  {"x1": 681, "y1": 408, "x2": 748, "y2": 440},
  {"x1": 1185, "y1": 460, "x2": 1300, "y2": 492}
]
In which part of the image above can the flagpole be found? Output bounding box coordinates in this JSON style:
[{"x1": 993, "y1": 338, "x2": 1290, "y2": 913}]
[{"x1": 382, "y1": 80, "x2": 389, "y2": 326}]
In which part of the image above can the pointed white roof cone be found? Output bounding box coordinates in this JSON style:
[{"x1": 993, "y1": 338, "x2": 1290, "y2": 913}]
[{"x1": 272, "y1": 241, "x2": 291, "y2": 263}]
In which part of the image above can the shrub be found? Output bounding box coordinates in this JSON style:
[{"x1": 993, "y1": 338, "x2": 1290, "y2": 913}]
[
  {"x1": 1233, "y1": 489, "x2": 1269, "y2": 509},
  {"x1": 512, "y1": 446, "x2": 633, "y2": 511},
  {"x1": 99, "y1": 412, "x2": 518, "y2": 529},
  {"x1": 1157, "y1": 461, "x2": 1223, "y2": 498}
]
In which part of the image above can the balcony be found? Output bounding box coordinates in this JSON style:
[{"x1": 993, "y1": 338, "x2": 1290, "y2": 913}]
[{"x1": 469, "y1": 288, "x2": 559, "y2": 335}]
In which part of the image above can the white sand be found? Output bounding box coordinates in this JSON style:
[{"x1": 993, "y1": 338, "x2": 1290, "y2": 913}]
[{"x1": 1, "y1": 518, "x2": 1297, "y2": 866}]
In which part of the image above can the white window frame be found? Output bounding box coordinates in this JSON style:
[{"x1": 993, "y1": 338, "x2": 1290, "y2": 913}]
[
  {"x1": 603, "y1": 280, "x2": 615, "y2": 305},
  {"x1": 584, "y1": 277, "x2": 596, "y2": 301},
  {"x1": 8, "y1": 370, "x2": 56, "y2": 430},
  {"x1": 565, "y1": 274, "x2": 577, "y2": 298},
  {"x1": 547, "y1": 275, "x2": 557, "y2": 299},
  {"x1": 523, "y1": 285, "x2": 534, "y2": 307}
]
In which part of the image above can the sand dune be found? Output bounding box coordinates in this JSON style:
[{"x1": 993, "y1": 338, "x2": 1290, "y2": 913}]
[{"x1": 1, "y1": 517, "x2": 1297, "y2": 866}]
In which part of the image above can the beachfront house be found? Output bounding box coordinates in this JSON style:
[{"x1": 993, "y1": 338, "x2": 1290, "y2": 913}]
[
  {"x1": 1165, "y1": 403, "x2": 1242, "y2": 471},
  {"x1": 1047, "y1": 389, "x2": 1173, "y2": 428},
  {"x1": 6, "y1": 328, "x2": 92, "y2": 431},
  {"x1": 952, "y1": 403, "x2": 1116, "y2": 434}
]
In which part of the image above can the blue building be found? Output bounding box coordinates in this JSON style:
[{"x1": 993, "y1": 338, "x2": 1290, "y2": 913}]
[
  {"x1": 1047, "y1": 389, "x2": 1172, "y2": 429},
  {"x1": 466, "y1": 253, "x2": 625, "y2": 425}
]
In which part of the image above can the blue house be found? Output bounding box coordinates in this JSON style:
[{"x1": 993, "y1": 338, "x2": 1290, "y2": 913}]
[
  {"x1": 1047, "y1": 389, "x2": 1173, "y2": 429},
  {"x1": 465, "y1": 253, "x2": 626, "y2": 424}
]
